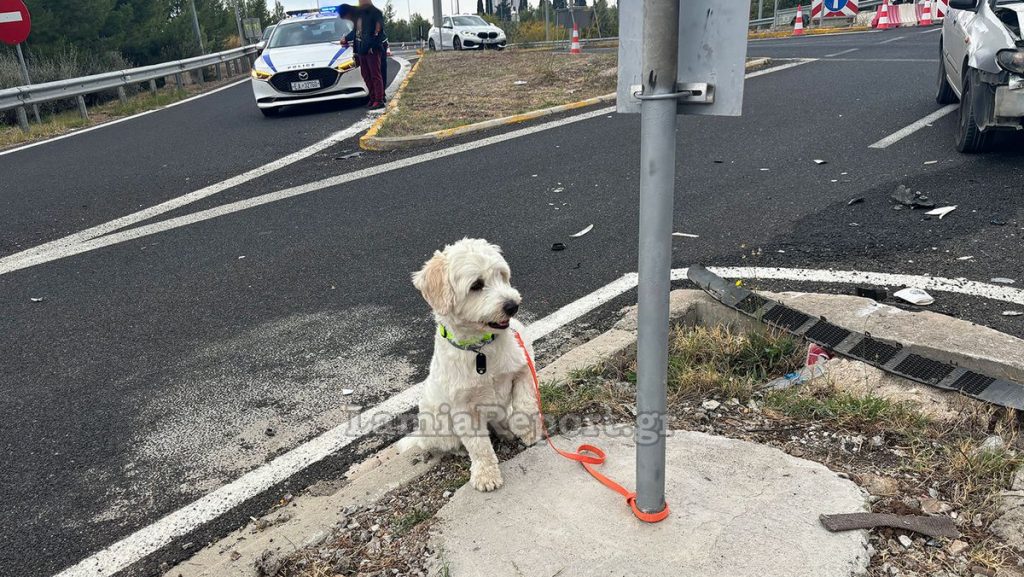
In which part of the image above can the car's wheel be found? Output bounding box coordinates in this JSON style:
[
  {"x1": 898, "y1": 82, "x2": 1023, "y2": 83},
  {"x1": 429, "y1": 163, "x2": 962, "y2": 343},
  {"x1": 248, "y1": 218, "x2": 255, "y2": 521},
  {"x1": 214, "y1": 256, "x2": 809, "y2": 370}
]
[
  {"x1": 428, "y1": 39, "x2": 436, "y2": 51},
  {"x1": 260, "y1": 107, "x2": 279, "y2": 117},
  {"x1": 454, "y1": 37, "x2": 462, "y2": 51},
  {"x1": 936, "y1": 44, "x2": 957, "y2": 105},
  {"x1": 955, "y1": 70, "x2": 991, "y2": 153}
]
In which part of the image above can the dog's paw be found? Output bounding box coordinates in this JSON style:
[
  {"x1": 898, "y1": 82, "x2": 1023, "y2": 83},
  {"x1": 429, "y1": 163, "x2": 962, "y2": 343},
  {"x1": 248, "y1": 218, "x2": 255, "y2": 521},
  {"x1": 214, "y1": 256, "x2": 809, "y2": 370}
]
[{"x1": 470, "y1": 464, "x2": 504, "y2": 492}]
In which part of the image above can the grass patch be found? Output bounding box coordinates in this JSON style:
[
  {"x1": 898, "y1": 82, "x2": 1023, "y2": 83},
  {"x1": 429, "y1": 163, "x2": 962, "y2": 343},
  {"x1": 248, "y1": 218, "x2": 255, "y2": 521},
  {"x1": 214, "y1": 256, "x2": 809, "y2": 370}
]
[
  {"x1": 376, "y1": 50, "x2": 617, "y2": 138},
  {"x1": 540, "y1": 325, "x2": 802, "y2": 423},
  {"x1": 394, "y1": 508, "x2": 432, "y2": 535},
  {"x1": 765, "y1": 387, "x2": 930, "y2": 432}
]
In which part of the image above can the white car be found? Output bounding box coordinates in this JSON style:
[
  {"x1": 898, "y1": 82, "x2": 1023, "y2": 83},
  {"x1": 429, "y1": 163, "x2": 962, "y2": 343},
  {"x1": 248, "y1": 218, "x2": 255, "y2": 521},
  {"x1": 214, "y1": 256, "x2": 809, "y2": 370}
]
[
  {"x1": 251, "y1": 11, "x2": 364, "y2": 116},
  {"x1": 428, "y1": 15, "x2": 506, "y2": 51},
  {"x1": 938, "y1": 0, "x2": 1024, "y2": 151}
]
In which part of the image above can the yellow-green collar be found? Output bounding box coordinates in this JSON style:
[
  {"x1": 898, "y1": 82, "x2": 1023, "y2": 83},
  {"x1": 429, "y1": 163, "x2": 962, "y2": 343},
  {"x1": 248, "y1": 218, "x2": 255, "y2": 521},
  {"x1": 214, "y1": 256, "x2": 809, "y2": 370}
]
[{"x1": 438, "y1": 324, "x2": 494, "y2": 350}]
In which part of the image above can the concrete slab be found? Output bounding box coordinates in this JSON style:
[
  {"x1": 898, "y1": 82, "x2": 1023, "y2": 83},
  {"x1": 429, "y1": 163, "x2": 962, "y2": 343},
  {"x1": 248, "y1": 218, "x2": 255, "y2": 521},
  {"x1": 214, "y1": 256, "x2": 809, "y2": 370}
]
[{"x1": 435, "y1": 427, "x2": 871, "y2": 577}]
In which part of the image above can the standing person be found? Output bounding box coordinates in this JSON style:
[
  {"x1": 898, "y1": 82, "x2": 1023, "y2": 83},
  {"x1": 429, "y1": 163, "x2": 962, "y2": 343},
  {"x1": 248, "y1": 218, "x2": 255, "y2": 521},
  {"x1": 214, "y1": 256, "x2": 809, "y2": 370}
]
[
  {"x1": 341, "y1": 4, "x2": 388, "y2": 99},
  {"x1": 350, "y1": 0, "x2": 386, "y2": 109}
]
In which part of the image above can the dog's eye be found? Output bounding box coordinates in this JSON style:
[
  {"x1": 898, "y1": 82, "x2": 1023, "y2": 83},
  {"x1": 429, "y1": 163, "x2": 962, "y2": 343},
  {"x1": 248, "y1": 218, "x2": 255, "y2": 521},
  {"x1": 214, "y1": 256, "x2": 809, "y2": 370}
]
[{"x1": 470, "y1": 279, "x2": 485, "y2": 291}]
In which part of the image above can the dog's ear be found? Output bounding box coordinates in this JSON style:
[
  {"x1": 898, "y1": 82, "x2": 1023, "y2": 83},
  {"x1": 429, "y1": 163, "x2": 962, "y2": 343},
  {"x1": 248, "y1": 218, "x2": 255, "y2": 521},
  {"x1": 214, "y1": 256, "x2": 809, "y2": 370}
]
[{"x1": 413, "y1": 251, "x2": 454, "y2": 315}]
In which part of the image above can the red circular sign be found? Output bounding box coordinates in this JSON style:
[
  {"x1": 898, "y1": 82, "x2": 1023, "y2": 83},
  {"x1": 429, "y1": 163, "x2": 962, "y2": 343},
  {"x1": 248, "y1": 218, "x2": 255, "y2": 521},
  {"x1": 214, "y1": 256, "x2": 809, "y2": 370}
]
[{"x1": 0, "y1": 0, "x2": 31, "y2": 46}]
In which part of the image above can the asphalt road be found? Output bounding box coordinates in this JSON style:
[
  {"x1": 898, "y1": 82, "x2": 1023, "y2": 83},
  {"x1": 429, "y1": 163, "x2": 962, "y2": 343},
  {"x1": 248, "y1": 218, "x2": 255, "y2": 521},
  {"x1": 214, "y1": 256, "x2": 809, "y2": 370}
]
[{"x1": 1, "y1": 31, "x2": 1023, "y2": 577}]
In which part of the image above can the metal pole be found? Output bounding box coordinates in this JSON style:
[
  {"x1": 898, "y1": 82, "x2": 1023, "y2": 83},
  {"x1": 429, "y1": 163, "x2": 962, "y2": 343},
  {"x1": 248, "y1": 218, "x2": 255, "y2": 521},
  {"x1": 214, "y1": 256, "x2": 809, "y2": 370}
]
[
  {"x1": 189, "y1": 0, "x2": 206, "y2": 54},
  {"x1": 14, "y1": 44, "x2": 41, "y2": 123},
  {"x1": 234, "y1": 0, "x2": 247, "y2": 44},
  {"x1": 773, "y1": 0, "x2": 780, "y2": 27},
  {"x1": 433, "y1": 0, "x2": 444, "y2": 50},
  {"x1": 758, "y1": 0, "x2": 764, "y2": 21},
  {"x1": 544, "y1": 0, "x2": 550, "y2": 42},
  {"x1": 635, "y1": 0, "x2": 678, "y2": 516}
]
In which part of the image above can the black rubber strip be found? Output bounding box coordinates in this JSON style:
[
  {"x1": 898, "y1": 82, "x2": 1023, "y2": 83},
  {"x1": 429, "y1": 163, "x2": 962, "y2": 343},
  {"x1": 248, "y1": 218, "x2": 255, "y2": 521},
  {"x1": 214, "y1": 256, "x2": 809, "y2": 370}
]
[{"x1": 686, "y1": 264, "x2": 1024, "y2": 411}]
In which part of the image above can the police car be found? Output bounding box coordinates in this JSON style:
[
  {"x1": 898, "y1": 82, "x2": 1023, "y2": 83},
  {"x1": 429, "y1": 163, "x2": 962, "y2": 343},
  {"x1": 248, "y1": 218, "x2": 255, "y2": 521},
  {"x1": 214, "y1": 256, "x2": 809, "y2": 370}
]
[{"x1": 251, "y1": 9, "x2": 365, "y2": 116}]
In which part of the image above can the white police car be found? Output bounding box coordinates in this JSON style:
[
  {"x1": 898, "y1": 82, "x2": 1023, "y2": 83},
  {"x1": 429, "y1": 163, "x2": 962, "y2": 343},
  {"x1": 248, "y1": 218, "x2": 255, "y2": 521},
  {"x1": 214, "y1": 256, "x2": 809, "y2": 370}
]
[{"x1": 251, "y1": 9, "x2": 365, "y2": 116}]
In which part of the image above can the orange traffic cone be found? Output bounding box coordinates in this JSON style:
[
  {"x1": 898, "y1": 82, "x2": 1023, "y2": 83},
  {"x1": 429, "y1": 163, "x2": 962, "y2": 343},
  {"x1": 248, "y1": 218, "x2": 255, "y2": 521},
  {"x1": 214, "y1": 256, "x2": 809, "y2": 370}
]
[
  {"x1": 793, "y1": 4, "x2": 804, "y2": 36},
  {"x1": 570, "y1": 24, "x2": 581, "y2": 54},
  {"x1": 919, "y1": 0, "x2": 934, "y2": 26},
  {"x1": 877, "y1": 0, "x2": 893, "y2": 29}
]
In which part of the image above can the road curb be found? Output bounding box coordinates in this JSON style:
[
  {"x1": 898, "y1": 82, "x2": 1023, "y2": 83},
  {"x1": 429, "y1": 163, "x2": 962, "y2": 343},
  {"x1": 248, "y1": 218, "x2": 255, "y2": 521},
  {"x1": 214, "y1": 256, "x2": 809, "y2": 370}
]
[
  {"x1": 358, "y1": 52, "x2": 425, "y2": 151},
  {"x1": 359, "y1": 57, "x2": 774, "y2": 151},
  {"x1": 360, "y1": 92, "x2": 617, "y2": 151}
]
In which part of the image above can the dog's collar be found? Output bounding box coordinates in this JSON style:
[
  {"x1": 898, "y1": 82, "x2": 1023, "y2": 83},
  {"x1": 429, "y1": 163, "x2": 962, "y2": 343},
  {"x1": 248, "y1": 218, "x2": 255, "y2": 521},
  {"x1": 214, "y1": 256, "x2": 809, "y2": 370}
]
[{"x1": 438, "y1": 324, "x2": 494, "y2": 351}]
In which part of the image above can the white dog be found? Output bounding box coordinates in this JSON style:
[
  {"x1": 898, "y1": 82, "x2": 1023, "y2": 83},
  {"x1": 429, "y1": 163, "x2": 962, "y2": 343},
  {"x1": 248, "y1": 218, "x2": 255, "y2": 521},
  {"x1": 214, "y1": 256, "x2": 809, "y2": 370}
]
[{"x1": 397, "y1": 238, "x2": 541, "y2": 492}]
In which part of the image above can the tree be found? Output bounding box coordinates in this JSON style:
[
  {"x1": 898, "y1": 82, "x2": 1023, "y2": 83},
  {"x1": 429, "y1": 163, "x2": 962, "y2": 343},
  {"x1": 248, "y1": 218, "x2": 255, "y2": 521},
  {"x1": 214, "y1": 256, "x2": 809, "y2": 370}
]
[
  {"x1": 477, "y1": 0, "x2": 484, "y2": 14},
  {"x1": 383, "y1": 0, "x2": 397, "y2": 23},
  {"x1": 409, "y1": 13, "x2": 431, "y2": 39},
  {"x1": 518, "y1": 0, "x2": 528, "y2": 16},
  {"x1": 272, "y1": 2, "x2": 286, "y2": 22},
  {"x1": 552, "y1": 0, "x2": 567, "y2": 10}
]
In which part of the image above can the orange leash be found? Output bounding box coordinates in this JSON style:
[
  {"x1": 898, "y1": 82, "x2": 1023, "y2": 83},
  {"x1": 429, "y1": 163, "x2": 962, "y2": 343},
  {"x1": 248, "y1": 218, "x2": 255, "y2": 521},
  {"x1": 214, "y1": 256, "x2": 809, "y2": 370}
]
[{"x1": 513, "y1": 331, "x2": 670, "y2": 523}]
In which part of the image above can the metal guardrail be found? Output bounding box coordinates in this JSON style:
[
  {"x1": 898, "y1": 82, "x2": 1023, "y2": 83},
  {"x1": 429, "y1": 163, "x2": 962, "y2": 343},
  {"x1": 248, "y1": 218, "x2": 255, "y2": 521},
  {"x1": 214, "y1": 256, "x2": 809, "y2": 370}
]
[
  {"x1": 509, "y1": 36, "x2": 619, "y2": 49},
  {"x1": 1, "y1": 45, "x2": 259, "y2": 130}
]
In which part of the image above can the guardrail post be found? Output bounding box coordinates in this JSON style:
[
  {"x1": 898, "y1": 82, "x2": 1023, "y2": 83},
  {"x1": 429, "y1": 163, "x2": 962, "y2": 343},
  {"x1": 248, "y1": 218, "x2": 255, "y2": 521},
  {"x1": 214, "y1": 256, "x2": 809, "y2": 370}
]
[
  {"x1": 117, "y1": 86, "x2": 128, "y2": 105},
  {"x1": 195, "y1": 68, "x2": 205, "y2": 86},
  {"x1": 226, "y1": 60, "x2": 234, "y2": 77},
  {"x1": 76, "y1": 95, "x2": 89, "y2": 120},
  {"x1": 16, "y1": 106, "x2": 30, "y2": 132},
  {"x1": 175, "y1": 73, "x2": 184, "y2": 90},
  {"x1": 149, "y1": 79, "x2": 158, "y2": 94},
  {"x1": 215, "y1": 62, "x2": 223, "y2": 81}
]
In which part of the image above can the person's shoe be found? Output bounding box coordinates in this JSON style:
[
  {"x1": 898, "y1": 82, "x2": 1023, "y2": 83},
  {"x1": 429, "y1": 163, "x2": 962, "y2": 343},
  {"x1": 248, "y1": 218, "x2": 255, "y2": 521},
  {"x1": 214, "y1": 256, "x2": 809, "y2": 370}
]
[{"x1": 368, "y1": 101, "x2": 385, "y2": 110}]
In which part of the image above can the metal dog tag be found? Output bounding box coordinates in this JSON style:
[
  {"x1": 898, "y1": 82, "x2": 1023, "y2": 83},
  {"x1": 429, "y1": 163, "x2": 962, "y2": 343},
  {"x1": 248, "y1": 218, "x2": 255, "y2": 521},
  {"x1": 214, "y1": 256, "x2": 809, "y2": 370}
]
[{"x1": 476, "y1": 353, "x2": 487, "y2": 375}]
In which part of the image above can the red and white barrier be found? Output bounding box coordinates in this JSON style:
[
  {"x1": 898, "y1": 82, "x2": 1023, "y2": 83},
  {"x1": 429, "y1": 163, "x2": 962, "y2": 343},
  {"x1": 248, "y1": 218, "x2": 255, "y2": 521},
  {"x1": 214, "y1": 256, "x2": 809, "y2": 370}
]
[{"x1": 874, "y1": 0, "x2": 944, "y2": 29}]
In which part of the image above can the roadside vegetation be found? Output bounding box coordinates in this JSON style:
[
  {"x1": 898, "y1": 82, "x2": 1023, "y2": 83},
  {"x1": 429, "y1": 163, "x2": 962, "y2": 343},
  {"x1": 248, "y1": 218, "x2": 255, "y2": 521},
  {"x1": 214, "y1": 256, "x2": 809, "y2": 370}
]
[
  {"x1": 542, "y1": 324, "x2": 1024, "y2": 576},
  {"x1": 376, "y1": 50, "x2": 617, "y2": 138}
]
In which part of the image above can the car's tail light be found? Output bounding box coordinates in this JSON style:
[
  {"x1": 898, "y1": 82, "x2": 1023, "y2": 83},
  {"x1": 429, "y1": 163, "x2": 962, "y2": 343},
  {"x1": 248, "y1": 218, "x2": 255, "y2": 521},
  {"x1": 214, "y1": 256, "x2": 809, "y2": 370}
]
[{"x1": 997, "y1": 49, "x2": 1024, "y2": 74}]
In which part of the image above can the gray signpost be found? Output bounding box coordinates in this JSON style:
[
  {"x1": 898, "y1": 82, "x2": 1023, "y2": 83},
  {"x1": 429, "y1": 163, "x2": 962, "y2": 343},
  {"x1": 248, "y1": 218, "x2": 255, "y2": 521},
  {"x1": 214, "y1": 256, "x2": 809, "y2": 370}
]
[{"x1": 617, "y1": 0, "x2": 749, "y2": 515}]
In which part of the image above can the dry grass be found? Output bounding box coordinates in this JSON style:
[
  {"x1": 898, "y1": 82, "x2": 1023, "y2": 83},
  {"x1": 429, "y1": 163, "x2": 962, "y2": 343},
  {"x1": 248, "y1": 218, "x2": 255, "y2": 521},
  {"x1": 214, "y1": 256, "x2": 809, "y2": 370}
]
[{"x1": 376, "y1": 50, "x2": 618, "y2": 138}]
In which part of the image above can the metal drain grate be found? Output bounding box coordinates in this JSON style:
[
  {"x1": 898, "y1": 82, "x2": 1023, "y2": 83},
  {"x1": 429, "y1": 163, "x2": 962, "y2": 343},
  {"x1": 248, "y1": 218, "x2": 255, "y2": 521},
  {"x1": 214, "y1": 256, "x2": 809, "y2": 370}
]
[
  {"x1": 736, "y1": 294, "x2": 768, "y2": 314},
  {"x1": 849, "y1": 337, "x2": 903, "y2": 365},
  {"x1": 952, "y1": 372, "x2": 995, "y2": 396},
  {"x1": 762, "y1": 306, "x2": 811, "y2": 332},
  {"x1": 894, "y1": 355, "x2": 955, "y2": 383},
  {"x1": 805, "y1": 321, "x2": 852, "y2": 348}
]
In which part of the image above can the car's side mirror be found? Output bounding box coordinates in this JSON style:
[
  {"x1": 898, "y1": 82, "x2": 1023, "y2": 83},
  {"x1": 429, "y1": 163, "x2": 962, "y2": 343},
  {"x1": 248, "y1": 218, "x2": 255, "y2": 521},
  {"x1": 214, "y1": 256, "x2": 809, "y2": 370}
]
[
  {"x1": 948, "y1": 0, "x2": 979, "y2": 11},
  {"x1": 256, "y1": 41, "x2": 266, "y2": 52}
]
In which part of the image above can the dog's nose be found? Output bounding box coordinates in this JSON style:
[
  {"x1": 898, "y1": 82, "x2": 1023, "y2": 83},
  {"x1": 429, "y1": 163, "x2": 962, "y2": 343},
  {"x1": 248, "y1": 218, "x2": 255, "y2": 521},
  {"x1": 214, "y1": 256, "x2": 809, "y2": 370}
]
[{"x1": 503, "y1": 301, "x2": 520, "y2": 317}]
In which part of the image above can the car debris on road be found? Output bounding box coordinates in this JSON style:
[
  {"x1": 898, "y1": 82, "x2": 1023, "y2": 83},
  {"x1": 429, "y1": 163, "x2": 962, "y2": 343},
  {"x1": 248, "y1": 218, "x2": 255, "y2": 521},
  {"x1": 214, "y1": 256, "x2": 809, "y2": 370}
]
[{"x1": 894, "y1": 288, "x2": 935, "y2": 306}]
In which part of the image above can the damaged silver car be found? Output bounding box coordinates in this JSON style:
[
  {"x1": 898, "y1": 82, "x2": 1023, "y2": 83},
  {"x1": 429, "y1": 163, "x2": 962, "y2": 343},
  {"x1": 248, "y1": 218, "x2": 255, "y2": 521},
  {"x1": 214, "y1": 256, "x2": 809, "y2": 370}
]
[{"x1": 938, "y1": 0, "x2": 1024, "y2": 152}]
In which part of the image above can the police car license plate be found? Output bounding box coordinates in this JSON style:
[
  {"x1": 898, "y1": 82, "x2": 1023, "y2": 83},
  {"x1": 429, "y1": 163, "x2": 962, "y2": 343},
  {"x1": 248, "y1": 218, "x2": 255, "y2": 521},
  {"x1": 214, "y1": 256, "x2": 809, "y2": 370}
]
[{"x1": 291, "y1": 80, "x2": 321, "y2": 91}]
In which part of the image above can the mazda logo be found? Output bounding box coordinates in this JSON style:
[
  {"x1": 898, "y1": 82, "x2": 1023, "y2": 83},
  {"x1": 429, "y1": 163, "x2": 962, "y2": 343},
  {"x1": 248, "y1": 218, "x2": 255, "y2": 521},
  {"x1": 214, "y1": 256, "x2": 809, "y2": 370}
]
[{"x1": 298, "y1": 71, "x2": 309, "y2": 80}]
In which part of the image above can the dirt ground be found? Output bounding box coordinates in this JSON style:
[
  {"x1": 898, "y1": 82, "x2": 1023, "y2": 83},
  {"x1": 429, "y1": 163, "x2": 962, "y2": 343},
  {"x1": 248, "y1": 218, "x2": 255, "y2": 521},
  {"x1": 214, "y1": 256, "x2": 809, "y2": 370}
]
[{"x1": 377, "y1": 50, "x2": 618, "y2": 138}]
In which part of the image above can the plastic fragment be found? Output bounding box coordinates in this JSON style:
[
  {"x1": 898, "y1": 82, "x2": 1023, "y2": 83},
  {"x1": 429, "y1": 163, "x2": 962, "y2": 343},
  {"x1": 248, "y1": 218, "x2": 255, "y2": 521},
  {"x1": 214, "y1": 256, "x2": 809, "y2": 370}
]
[
  {"x1": 894, "y1": 288, "x2": 934, "y2": 306},
  {"x1": 924, "y1": 206, "x2": 957, "y2": 219},
  {"x1": 570, "y1": 224, "x2": 594, "y2": 238}
]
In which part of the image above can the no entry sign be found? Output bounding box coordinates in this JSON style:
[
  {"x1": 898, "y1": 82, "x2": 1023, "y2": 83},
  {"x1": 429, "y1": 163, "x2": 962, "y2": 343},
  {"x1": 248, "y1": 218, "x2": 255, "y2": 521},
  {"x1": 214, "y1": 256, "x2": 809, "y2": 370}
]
[{"x1": 0, "y1": 0, "x2": 31, "y2": 46}]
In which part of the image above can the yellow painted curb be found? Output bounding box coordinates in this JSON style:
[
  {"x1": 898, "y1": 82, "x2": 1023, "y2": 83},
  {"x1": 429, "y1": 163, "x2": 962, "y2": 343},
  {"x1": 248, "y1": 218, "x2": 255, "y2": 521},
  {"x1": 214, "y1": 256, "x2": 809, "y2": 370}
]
[
  {"x1": 360, "y1": 57, "x2": 771, "y2": 152},
  {"x1": 358, "y1": 52, "x2": 424, "y2": 151},
  {"x1": 748, "y1": 26, "x2": 871, "y2": 39}
]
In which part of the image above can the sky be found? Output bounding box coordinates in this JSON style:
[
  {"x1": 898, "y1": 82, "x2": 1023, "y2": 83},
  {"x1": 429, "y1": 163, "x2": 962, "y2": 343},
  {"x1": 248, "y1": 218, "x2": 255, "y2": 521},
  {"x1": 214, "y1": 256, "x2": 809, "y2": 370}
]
[{"x1": 269, "y1": 0, "x2": 614, "y2": 25}]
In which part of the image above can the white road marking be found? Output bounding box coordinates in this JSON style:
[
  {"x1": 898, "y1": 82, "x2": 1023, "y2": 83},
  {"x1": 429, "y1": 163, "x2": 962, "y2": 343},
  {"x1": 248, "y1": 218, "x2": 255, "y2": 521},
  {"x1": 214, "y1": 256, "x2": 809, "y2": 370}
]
[
  {"x1": 745, "y1": 58, "x2": 818, "y2": 78},
  {"x1": 0, "y1": 56, "x2": 410, "y2": 160},
  {"x1": 920, "y1": 27, "x2": 943, "y2": 34},
  {"x1": 825, "y1": 48, "x2": 860, "y2": 57},
  {"x1": 878, "y1": 35, "x2": 906, "y2": 45},
  {"x1": 825, "y1": 58, "x2": 939, "y2": 62},
  {"x1": 2, "y1": 59, "x2": 797, "y2": 276},
  {"x1": 0, "y1": 118, "x2": 375, "y2": 270},
  {"x1": 868, "y1": 104, "x2": 958, "y2": 148},
  {"x1": 50, "y1": 264, "x2": 1024, "y2": 577},
  {"x1": 0, "y1": 57, "x2": 413, "y2": 271},
  {"x1": 0, "y1": 10, "x2": 24, "y2": 22}
]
